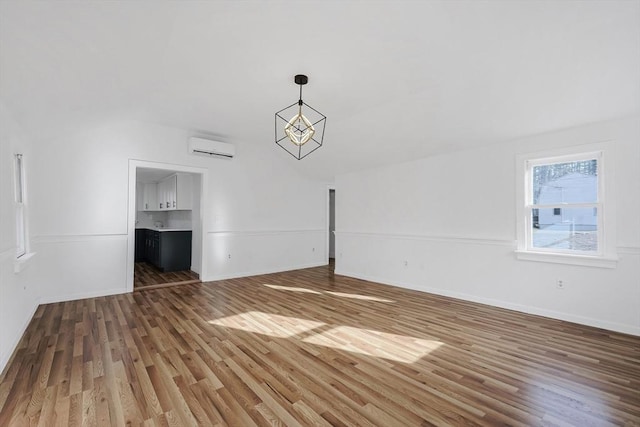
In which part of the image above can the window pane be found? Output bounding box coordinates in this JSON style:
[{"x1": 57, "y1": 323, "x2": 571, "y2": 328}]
[
  {"x1": 14, "y1": 154, "x2": 26, "y2": 258},
  {"x1": 532, "y1": 207, "x2": 597, "y2": 252},
  {"x1": 16, "y1": 204, "x2": 25, "y2": 257},
  {"x1": 15, "y1": 154, "x2": 23, "y2": 203},
  {"x1": 532, "y1": 159, "x2": 597, "y2": 204}
]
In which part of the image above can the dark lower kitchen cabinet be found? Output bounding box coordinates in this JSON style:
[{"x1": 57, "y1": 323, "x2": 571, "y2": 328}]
[
  {"x1": 135, "y1": 229, "x2": 192, "y2": 272},
  {"x1": 135, "y1": 229, "x2": 146, "y2": 262},
  {"x1": 156, "y1": 231, "x2": 192, "y2": 272},
  {"x1": 147, "y1": 229, "x2": 160, "y2": 266}
]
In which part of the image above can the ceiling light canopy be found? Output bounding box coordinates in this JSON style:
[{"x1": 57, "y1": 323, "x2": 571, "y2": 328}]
[{"x1": 275, "y1": 74, "x2": 326, "y2": 160}]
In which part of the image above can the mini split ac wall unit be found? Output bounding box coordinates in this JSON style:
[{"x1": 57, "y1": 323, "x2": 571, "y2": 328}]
[{"x1": 188, "y1": 137, "x2": 235, "y2": 159}]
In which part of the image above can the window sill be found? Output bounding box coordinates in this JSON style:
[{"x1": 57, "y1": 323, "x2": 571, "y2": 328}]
[
  {"x1": 14, "y1": 252, "x2": 36, "y2": 273},
  {"x1": 515, "y1": 250, "x2": 618, "y2": 269}
]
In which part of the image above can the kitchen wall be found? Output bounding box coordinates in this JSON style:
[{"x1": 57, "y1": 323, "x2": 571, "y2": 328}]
[
  {"x1": 336, "y1": 116, "x2": 640, "y2": 335},
  {"x1": 135, "y1": 210, "x2": 168, "y2": 229},
  {"x1": 166, "y1": 211, "x2": 192, "y2": 229},
  {"x1": 135, "y1": 210, "x2": 192, "y2": 229}
]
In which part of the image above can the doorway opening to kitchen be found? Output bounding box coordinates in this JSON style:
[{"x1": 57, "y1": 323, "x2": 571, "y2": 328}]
[
  {"x1": 327, "y1": 186, "x2": 336, "y2": 273},
  {"x1": 127, "y1": 161, "x2": 208, "y2": 292}
]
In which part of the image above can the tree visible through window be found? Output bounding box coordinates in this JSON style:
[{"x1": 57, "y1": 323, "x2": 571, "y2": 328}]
[{"x1": 528, "y1": 156, "x2": 600, "y2": 253}]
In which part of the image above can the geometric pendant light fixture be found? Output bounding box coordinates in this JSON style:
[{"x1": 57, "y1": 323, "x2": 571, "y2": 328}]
[{"x1": 275, "y1": 74, "x2": 326, "y2": 160}]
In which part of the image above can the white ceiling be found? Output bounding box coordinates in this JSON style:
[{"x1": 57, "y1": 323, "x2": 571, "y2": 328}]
[
  {"x1": 137, "y1": 168, "x2": 177, "y2": 184},
  {"x1": 1, "y1": 1, "x2": 638, "y2": 179}
]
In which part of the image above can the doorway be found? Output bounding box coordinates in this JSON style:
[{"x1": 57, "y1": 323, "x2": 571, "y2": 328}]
[
  {"x1": 127, "y1": 161, "x2": 208, "y2": 292},
  {"x1": 327, "y1": 186, "x2": 336, "y2": 271}
]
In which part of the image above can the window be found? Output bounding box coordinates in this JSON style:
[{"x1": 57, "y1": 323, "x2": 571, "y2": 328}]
[
  {"x1": 14, "y1": 154, "x2": 26, "y2": 258},
  {"x1": 516, "y1": 146, "x2": 617, "y2": 268},
  {"x1": 529, "y1": 154, "x2": 600, "y2": 254}
]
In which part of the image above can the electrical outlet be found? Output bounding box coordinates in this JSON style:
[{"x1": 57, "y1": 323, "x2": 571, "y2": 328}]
[
  {"x1": 228, "y1": 254, "x2": 231, "y2": 259},
  {"x1": 404, "y1": 260, "x2": 408, "y2": 267},
  {"x1": 556, "y1": 280, "x2": 565, "y2": 289},
  {"x1": 312, "y1": 247, "x2": 315, "y2": 252}
]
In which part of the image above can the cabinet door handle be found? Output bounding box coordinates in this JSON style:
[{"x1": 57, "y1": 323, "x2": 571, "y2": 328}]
[
  {"x1": 145, "y1": 203, "x2": 148, "y2": 210},
  {"x1": 173, "y1": 201, "x2": 176, "y2": 208},
  {"x1": 159, "y1": 203, "x2": 163, "y2": 209}
]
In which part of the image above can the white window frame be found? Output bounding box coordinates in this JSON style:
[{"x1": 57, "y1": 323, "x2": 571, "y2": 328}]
[
  {"x1": 14, "y1": 154, "x2": 26, "y2": 258},
  {"x1": 13, "y1": 153, "x2": 35, "y2": 273},
  {"x1": 515, "y1": 143, "x2": 617, "y2": 268}
]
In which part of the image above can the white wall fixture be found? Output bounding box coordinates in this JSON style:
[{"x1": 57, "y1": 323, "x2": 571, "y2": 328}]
[{"x1": 188, "y1": 137, "x2": 235, "y2": 159}]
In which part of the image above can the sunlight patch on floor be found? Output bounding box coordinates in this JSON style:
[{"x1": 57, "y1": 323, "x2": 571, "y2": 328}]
[
  {"x1": 263, "y1": 283, "x2": 395, "y2": 303},
  {"x1": 209, "y1": 311, "x2": 326, "y2": 338},
  {"x1": 324, "y1": 291, "x2": 395, "y2": 303},
  {"x1": 209, "y1": 312, "x2": 442, "y2": 363},
  {"x1": 263, "y1": 284, "x2": 322, "y2": 294},
  {"x1": 302, "y1": 326, "x2": 443, "y2": 364}
]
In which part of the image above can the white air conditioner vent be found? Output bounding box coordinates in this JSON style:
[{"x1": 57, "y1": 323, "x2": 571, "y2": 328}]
[{"x1": 188, "y1": 137, "x2": 235, "y2": 159}]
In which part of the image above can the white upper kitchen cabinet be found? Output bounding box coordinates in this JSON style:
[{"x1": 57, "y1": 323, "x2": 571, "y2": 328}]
[
  {"x1": 142, "y1": 183, "x2": 158, "y2": 211},
  {"x1": 158, "y1": 174, "x2": 192, "y2": 211},
  {"x1": 157, "y1": 176, "x2": 171, "y2": 210},
  {"x1": 175, "y1": 173, "x2": 192, "y2": 210}
]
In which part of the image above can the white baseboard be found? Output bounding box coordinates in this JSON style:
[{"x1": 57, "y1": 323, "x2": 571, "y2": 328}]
[
  {"x1": 335, "y1": 269, "x2": 640, "y2": 337},
  {"x1": 38, "y1": 287, "x2": 129, "y2": 305}
]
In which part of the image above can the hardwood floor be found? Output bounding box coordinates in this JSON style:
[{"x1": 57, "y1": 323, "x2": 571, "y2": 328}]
[
  {"x1": 1, "y1": 264, "x2": 638, "y2": 426},
  {"x1": 134, "y1": 262, "x2": 200, "y2": 290}
]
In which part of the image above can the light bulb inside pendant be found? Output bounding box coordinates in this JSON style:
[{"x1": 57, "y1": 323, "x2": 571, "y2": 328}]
[{"x1": 284, "y1": 106, "x2": 316, "y2": 146}]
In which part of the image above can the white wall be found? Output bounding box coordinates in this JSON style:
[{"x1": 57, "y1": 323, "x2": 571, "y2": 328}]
[
  {"x1": 0, "y1": 115, "x2": 329, "y2": 373},
  {"x1": 0, "y1": 103, "x2": 39, "y2": 372},
  {"x1": 191, "y1": 174, "x2": 202, "y2": 275},
  {"x1": 336, "y1": 117, "x2": 640, "y2": 335},
  {"x1": 24, "y1": 120, "x2": 328, "y2": 304}
]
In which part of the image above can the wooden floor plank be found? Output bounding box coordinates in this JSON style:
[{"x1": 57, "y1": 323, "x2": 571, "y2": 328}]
[
  {"x1": 134, "y1": 262, "x2": 199, "y2": 290},
  {"x1": 1, "y1": 263, "x2": 639, "y2": 426}
]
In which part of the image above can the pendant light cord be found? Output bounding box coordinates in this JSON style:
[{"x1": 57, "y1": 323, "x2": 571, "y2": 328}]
[{"x1": 298, "y1": 84, "x2": 303, "y2": 114}]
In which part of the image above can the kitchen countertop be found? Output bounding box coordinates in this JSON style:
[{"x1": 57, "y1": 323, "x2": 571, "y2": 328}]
[{"x1": 136, "y1": 227, "x2": 192, "y2": 232}]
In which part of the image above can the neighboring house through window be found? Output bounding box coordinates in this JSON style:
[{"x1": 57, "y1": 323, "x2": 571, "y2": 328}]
[
  {"x1": 531, "y1": 157, "x2": 599, "y2": 253},
  {"x1": 516, "y1": 145, "x2": 617, "y2": 268}
]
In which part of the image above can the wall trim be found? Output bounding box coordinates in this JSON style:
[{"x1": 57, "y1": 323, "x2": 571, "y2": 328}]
[
  {"x1": 335, "y1": 269, "x2": 640, "y2": 337},
  {"x1": 33, "y1": 233, "x2": 128, "y2": 243},
  {"x1": 338, "y1": 231, "x2": 639, "y2": 255},
  {"x1": 336, "y1": 230, "x2": 514, "y2": 247},
  {"x1": 618, "y1": 246, "x2": 640, "y2": 255},
  {"x1": 207, "y1": 229, "x2": 325, "y2": 237}
]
